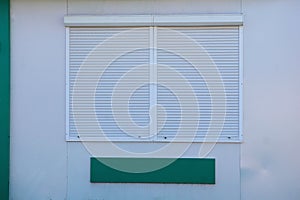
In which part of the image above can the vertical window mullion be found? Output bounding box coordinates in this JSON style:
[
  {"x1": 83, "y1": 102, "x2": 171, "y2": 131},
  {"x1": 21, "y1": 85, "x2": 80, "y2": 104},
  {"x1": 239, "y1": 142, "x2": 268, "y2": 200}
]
[
  {"x1": 153, "y1": 26, "x2": 158, "y2": 141},
  {"x1": 149, "y1": 27, "x2": 158, "y2": 140}
]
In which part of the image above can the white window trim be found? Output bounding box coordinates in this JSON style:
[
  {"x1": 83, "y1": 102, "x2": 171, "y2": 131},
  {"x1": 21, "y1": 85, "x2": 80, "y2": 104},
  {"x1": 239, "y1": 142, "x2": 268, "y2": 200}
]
[
  {"x1": 65, "y1": 15, "x2": 244, "y2": 143},
  {"x1": 239, "y1": 25, "x2": 244, "y2": 142},
  {"x1": 65, "y1": 27, "x2": 70, "y2": 141}
]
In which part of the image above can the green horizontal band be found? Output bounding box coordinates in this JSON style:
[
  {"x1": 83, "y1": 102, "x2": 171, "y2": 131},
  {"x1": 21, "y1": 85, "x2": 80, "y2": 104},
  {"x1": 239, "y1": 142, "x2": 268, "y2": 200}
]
[{"x1": 91, "y1": 157, "x2": 215, "y2": 184}]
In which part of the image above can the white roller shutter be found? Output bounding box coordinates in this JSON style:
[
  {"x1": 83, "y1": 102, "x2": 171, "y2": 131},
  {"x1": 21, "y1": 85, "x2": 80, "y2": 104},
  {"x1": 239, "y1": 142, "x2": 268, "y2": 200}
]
[
  {"x1": 156, "y1": 26, "x2": 240, "y2": 141},
  {"x1": 66, "y1": 18, "x2": 242, "y2": 142},
  {"x1": 68, "y1": 27, "x2": 151, "y2": 141}
]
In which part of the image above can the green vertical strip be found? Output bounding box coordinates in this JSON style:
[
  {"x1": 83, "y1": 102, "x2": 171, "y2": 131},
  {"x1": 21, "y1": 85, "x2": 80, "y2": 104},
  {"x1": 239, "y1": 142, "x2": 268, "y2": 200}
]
[{"x1": 0, "y1": 0, "x2": 10, "y2": 199}]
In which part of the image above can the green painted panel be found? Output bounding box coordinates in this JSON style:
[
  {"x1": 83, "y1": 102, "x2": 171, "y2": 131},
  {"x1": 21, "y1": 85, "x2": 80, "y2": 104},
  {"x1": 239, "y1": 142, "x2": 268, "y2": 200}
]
[
  {"x1": 91, "y1": 158, "x2": 215, "y2": 184},
  {"x1": 0, "y1": 0, "x2": 10, "y2": 199}
]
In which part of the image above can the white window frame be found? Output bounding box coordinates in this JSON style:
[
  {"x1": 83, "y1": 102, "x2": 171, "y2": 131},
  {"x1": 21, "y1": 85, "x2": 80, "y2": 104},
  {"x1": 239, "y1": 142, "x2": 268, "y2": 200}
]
[{"x1": 65, "y1": 15, "x2": 244, "y2": 142}]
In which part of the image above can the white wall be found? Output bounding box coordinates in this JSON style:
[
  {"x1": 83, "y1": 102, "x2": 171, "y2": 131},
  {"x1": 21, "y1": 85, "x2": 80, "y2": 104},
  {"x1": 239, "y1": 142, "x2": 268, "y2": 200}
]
[
  {"x1": 10, "y1": 0, "x2": 300, "y2": 200},
  {"x1": 67, "y1": 0, "x2": 241, "y2": 15},
  {"x1": 10, "y1": 0, "x2": 67, "y2": 199},
  {"x1": 241, "y1": 0, "x2": 300, "y2": 199},
  {"x1": 66, "y1": 143, "x2": 240, "y2": 200}
]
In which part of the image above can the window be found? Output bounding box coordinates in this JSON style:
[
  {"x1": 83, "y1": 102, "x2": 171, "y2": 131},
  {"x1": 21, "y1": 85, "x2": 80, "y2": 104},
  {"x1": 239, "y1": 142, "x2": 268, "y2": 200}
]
[{"x1": 65, "y1": 15, "x2": 243, "y2": 142}]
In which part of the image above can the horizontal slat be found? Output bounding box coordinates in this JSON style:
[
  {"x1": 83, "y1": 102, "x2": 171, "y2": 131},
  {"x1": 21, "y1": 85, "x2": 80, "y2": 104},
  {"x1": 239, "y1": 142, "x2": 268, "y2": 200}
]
[{"x1": 67, "y1": 26, "x2": 241, "y2": 141}]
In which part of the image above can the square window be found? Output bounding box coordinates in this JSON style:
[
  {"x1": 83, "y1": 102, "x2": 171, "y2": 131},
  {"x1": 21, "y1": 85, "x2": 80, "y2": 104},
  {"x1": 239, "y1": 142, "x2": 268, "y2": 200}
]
[{"x1": 65, "y1": 15, "x2": 243, "y2": 142}]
